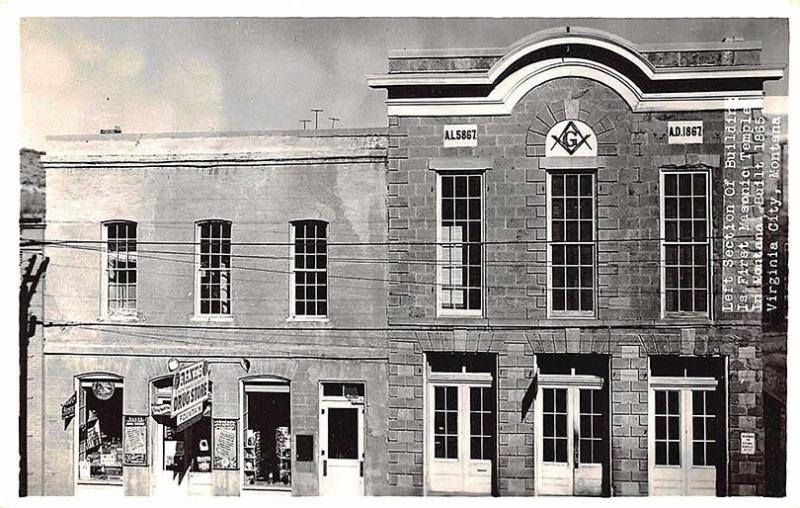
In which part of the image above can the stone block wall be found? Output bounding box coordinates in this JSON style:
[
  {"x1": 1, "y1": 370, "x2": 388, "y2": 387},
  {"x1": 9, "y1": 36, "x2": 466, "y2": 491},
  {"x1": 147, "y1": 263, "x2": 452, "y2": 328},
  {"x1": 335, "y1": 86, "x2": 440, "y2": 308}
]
[
  {"x1": 386, "y1": 77, "x2": 729, "y2": 324},
  {"x1": 386, "y1": 326, "x2": 764, "y2": 496}
]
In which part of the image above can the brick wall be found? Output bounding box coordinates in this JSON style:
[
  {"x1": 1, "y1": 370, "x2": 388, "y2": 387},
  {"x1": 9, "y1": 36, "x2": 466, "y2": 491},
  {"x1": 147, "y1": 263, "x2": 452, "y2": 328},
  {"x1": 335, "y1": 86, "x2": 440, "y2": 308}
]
[{"x1": 386, "y1": 326, "x2": 763, "y2": 495}]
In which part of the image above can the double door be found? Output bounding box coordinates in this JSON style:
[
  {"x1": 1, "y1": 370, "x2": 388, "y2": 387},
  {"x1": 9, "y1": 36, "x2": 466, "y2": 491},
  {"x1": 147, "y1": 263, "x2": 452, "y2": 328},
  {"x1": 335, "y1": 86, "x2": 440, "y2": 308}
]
[
  {"x1": 535, "y1": 374, "x2": 606, "y2": 496},
  {"x1": 649, "y1": 377, "x2": 720, "y2": 496},
  {"x1": 427, "y1": 376, "x2": 494, "y2": 495}
]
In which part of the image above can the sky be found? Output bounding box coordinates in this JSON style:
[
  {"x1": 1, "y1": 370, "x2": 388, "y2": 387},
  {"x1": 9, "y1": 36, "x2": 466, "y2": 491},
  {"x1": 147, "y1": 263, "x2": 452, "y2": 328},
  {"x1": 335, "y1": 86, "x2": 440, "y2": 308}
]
[{"x1": 20, "y1": 17, "x2": 789, "y2": 149}]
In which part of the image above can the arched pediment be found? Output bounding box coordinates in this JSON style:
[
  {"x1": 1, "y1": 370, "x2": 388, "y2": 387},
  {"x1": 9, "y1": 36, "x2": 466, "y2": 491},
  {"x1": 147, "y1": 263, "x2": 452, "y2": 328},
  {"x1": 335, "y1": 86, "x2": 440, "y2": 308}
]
[{"x1": 367, "y1": 26, "x2": 784, "y2": 115}]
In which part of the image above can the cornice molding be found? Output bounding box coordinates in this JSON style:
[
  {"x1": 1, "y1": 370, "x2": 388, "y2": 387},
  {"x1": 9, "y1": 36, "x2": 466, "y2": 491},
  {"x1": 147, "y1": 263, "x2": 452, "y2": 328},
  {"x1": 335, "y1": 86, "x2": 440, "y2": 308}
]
[{"x1": 369, "y1": 29, "x2": 783, "y2": 116}]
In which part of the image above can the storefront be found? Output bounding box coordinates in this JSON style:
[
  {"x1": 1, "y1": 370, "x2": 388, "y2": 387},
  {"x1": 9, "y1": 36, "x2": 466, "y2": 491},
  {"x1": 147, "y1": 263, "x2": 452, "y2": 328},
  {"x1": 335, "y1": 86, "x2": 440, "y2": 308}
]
[
  {"x1": 149, "y1": 362, "x2": 213, "y2": 496},
  {"x1": 44, "y1": 354, "x2": 388, "y2": 496},
  {"x1": 74, "y1": 375, "x2": 125, "y2": 497},
  {"x1": 38, "y1": 128, "x2": 390, "y2": 496},
  {"x1": 240, "y1": 377, "x2": 292, "y2": 494}
]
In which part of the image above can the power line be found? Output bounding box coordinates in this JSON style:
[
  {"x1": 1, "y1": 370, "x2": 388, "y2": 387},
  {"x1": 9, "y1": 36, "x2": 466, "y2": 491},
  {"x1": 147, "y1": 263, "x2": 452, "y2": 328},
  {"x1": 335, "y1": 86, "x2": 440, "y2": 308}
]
[
  {"x1": 38, "y1": 240, "x2": 753, "y2": 278},
  {"x1": 24, "y1": 231, "x2": 765, "y2": 247},
  {"x1": 43, "y1": 320, "x2": 757, "y2": 333},
  {"x1": 35, "y1": 242, "x2": 749, "y2": 306}
]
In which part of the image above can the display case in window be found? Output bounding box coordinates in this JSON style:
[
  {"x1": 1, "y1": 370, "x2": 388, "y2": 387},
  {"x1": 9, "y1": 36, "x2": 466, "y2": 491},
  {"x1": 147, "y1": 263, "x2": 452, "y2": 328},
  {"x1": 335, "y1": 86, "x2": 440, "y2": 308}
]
[
  {"x1": 243, "y1": 430, "x2": 262, "y2": 485},
  {"x1": 77, "y1": 380, "x2": 124, "y2": 484}
]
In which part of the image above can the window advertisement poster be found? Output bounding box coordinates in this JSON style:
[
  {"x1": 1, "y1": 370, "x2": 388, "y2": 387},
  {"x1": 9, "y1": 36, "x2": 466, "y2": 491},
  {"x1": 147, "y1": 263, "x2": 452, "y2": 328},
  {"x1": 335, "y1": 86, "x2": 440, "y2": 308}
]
[
  {"x1": 123, "y1": 415, "x2": 148, "y2": 466},
  {"x1": 213, "y1": 419, "x2": 238, "y2": 470}
]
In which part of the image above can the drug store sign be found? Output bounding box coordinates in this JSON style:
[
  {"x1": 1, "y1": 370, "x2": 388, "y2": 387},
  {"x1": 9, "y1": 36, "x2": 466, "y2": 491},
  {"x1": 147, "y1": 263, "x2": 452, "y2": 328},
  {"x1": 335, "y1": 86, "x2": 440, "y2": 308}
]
[{"x1": 171, "y1": 360, "x2": 209, "y2": 418}]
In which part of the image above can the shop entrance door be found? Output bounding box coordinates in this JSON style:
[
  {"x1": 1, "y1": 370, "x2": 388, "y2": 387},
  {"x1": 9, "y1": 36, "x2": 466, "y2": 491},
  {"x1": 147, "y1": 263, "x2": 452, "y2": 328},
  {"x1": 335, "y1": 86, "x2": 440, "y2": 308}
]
[
  {"x1": 535, "y1": 371, "x2": 605, "y2": 496},
  {"x1": 649, "y1": 377, "x2": 720, "y2": 495},
  {"x1": 153, "y1": 420, "x2": 190, "y2": 497},
  {"x1": 319, "y1": 383, "x2": 365, "y2": 496},
  {"x1": 152, "y1": 417, "x2": 213, "y2": 497}
]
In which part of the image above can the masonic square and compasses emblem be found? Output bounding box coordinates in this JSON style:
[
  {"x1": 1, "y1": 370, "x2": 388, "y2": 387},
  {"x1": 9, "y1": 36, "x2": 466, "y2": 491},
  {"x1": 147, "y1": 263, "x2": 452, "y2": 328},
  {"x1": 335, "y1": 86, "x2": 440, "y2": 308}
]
[{"x1": 550, "y1": 120, "x2": 593, "y2": 155}]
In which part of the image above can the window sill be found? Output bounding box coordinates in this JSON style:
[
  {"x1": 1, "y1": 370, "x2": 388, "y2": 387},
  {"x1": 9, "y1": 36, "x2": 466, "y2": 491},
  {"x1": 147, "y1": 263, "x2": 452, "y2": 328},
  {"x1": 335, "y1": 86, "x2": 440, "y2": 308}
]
[
  {"x1": 76, "y1": 480, "x2": 123, "y2": 487},
  {"x1": 285, "y1": 316, "x2": 332, "y2": 328},
  {"x1": 99, "y1": 314, "x2": 140, "y2": 323},
  {"x1": 191, "y1": 314, "x2": 235, "y2": 323},
  {"x1": 437, "y1": 311, "x2": 483, "y2": 319},
  {"x1": 286, "y1": 316, "x2": 329, "y2": 322},
  {"x1": 661, "y1": 313, "x2": 711, "y2": 324},
  {"x1": 242, "y1": 485, "x2": 292, "y2": 491},
  {"x1": 547, "y1": 312, "x2": 597, "y2": 320}
]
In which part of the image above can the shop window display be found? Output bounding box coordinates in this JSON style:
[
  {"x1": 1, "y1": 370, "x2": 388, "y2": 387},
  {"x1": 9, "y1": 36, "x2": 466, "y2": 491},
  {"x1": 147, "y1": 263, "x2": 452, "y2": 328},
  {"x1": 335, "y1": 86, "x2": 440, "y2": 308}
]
[
  {"x1": 243, "y1": 383, "x2": 291, "y2": 488},
  {"x1": 77, "y1": 380, "x2": 124, "y2": 483}
]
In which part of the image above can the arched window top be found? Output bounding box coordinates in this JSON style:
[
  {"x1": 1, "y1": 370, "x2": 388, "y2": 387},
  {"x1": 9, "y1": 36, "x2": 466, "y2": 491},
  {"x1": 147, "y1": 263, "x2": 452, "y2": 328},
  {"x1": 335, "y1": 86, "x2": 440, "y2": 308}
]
[
  {"x1": 102, "y1": 219, "x2": 137, "y2": 225},
  {"x1": 290, "y1": 218, "x2": 328, "y2": 226},
  {"x1": 242, "y1": 374, "x2": 291, "y2": 386},
  {"x1": 196, "y1": 218, "x2": 232, "y2": 226},
  {"x1": 76, "y1": 371, "x2": 124, "y2": 382}
]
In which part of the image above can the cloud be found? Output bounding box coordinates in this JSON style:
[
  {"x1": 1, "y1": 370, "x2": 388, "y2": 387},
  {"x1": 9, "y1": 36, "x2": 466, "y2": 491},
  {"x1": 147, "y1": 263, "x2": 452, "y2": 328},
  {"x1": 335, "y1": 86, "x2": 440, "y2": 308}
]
[{"x1": 21, "y1": 23, "x2": 225, "y2": 147}]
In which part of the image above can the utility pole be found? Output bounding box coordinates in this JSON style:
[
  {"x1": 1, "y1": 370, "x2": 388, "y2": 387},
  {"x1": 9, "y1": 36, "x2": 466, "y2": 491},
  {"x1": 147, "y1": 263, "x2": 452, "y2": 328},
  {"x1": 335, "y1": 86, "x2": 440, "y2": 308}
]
[
  {"x1": 329, "y1": 117, "x2": 340, "y2": 129},
  {"x1": 299, "y1": 119, "x2": 311, "y2": 130},
  {"x1": 311, "y1": 109, "x2": 324, "y2": 130}
]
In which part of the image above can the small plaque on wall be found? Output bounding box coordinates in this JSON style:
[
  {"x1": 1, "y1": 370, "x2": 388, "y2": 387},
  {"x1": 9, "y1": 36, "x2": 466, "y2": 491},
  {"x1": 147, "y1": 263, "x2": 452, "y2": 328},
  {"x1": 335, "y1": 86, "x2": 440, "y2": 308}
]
[
  {"x1": 443, "y1": 124, "x2": 478, "y2": 147},
  {"x1": 667, "y1": 121, "x2": 703, "y2": 144},
  {"x1": 741, "y1": 432, "x2": 756, "y2": 454},
  {"x1": 296, "y1": 434, "x2": 314, "y2": 462}
]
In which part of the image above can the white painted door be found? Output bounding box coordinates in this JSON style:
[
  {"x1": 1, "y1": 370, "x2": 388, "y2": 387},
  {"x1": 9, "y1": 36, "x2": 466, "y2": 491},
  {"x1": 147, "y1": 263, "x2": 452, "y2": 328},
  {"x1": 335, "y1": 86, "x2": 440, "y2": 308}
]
[
  {"x1": 427, "y1": 383, "x2": 493, "y2": 494},
  {"x1": 319, "y1": 398, "x2": 364, "y2": 495},
  {"x1": 535, "y1": 375, "x2": 605, "y2": 496},
  {"x1": 649, "y1": 382, "x2": 718, "y2": 496}
]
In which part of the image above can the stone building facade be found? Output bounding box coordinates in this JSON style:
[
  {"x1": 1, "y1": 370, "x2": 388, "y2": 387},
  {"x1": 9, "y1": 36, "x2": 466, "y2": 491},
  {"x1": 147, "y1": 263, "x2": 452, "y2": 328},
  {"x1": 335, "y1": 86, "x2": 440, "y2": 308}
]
[
  {"x1": 367, "y1": 27, "x2": 783, "y2": 496},
  {"x1": 26, "y1": 25, "x2": 786, "y2": 499},
  {"x1": 37, "y1": 130, "x2": 390, "y2": 496}
]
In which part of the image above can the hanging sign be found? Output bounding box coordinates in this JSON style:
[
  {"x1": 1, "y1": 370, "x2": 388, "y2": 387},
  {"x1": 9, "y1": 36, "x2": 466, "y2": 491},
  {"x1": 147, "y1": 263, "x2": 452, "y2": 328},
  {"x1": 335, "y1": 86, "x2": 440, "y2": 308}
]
[
  {"x1": 174, "y1": 403, "x2": 204, "y2": 433},
  {"x1": 171, "y1": 360, "x2": 209, "y2": 418},
  {"x1": 667, "y1": 121, "x2": 703, "y2": 144},
  {"x1": 151, "y1": 402, "x2": 172, "y2": 416},
  {"x1": 443, "y1": 124, "x2": 478, "y2": 147},
  {"x1": 213, "y1": 419, "x2": 238, "y2": 470},
  {"x1": 61, "y1": 392, "x2": 76, "y2": 421},
  {"x1": 740, "y1": 432, "x2": 756, "y2": 454},
  {"x1": 123, "y1": 415, "x2": 148, "y2": 466}
]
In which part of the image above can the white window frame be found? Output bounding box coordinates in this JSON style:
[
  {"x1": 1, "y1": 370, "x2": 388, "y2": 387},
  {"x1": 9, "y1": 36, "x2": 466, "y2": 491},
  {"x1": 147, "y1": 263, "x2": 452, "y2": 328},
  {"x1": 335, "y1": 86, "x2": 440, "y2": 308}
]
[
  {"x1": 546, "y1": 171, "x2": 598, "y2": 318},
  {"x1": 289, "y1": 219, "x2": 330, "y2": 321},
  {"x1": 100, "y1": 220, "x2": 138, "y2": 320},
  {"x1": 659, "y1": 170, "x2": 713, "y2": 319},
  {"x1": 436, "y1": 172, "x2": 484, "y2": 317},
  {"x1": 194, "y1": 219, "x2": 233, "y2": 319}
]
